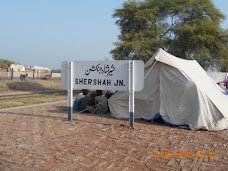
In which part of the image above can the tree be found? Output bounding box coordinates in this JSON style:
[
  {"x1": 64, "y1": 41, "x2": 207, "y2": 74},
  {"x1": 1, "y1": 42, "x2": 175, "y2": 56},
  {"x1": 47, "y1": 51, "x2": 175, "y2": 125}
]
[
  {"x1": 110, "y1": 0, "x2": 160, "y2": 61},
  {"x1": 0, "y1": 59, "x2": 16, "y2": 69},
  {"x1": 111, "y1": 0, "x2": 228, "y2": 70}
]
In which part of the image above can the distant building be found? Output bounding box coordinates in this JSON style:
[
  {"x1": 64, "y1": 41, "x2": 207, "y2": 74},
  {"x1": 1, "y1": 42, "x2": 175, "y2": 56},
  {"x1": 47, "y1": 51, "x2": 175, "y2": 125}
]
[{"x1": 31, "y1": 66, "x2": 51, "y2": 71}]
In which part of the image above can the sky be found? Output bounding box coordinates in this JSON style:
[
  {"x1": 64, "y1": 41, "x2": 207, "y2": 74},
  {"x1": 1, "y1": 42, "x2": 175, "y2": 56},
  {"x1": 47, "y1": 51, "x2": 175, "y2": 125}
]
[{"x1": 0, "y1": 0, "x2": 228, "y2": 69}]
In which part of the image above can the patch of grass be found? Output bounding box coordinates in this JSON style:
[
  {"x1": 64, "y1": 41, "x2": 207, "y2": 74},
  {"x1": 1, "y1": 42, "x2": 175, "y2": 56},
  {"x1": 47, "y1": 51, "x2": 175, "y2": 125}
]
[
  {"x1": 0, "y1": 80, "x2": 63, "y2": 92},
  {"x1": 52, "y1": 92, "x2": 60, "y2": 97},
  {"x1": 0, "y1": 80, "x2": 69, "y2": 109},
  {"x1": 0, "y1": 94, "x2": 67, "y2": 109},
  {"x1": 0, "y1": 80, "x2": 9, "y2": 91},
  {"x1": 8, "y1": 84, "x2": 17, "y2": 90}
]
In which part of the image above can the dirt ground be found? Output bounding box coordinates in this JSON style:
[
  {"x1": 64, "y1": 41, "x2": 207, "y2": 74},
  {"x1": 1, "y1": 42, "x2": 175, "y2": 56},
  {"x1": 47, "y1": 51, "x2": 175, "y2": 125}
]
[{"x1": 0, "y1": 102, "x2": 227, "y2": 171}]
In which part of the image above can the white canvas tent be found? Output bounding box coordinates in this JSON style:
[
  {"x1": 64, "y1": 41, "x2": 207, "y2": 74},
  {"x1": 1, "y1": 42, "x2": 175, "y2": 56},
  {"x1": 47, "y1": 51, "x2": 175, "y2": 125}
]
[
  {"x1": 207, "y1": 72, "x2": 228, "y2": 84},
  {"x1": 31, "y1": 66, "x2": 51, "y2": 71},
  {"x1": 9, "y1": 64, "x2": 25, "y2": 71},
  {"x1": 108, "y1": 48, "x2": 228, "y2": 130}
]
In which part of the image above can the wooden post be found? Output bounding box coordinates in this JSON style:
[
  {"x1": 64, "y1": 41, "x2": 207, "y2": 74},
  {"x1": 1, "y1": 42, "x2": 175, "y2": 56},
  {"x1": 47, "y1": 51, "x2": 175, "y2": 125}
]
[
  {"x1": 33, "y1": 69, "x2": 35, "y2": 80},
  {"x1": 11, "y1": 68, "x2": 13, "y2": 80}
]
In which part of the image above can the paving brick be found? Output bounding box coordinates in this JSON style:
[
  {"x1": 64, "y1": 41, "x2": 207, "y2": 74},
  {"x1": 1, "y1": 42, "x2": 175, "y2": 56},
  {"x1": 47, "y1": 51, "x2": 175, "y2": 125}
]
[
  {"x1": 167, "y1": 158, "x2": 175, "y2": 166},
  {"x1": 0, "y1": 102, "x2": 227, "y2": 170}
]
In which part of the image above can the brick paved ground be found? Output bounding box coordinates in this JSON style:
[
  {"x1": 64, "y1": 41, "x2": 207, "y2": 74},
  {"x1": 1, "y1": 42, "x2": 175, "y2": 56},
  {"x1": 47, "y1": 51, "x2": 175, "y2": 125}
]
[{"x1": 0, "y1": 102, "x2": 227, "y2": 171}]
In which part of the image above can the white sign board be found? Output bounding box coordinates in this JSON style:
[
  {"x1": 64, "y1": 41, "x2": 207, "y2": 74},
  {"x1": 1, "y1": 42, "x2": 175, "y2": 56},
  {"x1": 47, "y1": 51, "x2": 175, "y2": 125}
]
[{"x1": 61, "y1": 61, "x2": 144, "y2": 91}]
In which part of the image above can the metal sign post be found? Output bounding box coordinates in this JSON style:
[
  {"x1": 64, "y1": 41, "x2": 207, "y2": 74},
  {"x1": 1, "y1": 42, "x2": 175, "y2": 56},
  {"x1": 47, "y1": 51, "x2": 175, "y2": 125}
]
[
  {"x1": 67, "y1": 61, "x2": 73, "y2": 121},
  {"x1": 129, "y1": 61, "x2": 134, "y2": 128}
]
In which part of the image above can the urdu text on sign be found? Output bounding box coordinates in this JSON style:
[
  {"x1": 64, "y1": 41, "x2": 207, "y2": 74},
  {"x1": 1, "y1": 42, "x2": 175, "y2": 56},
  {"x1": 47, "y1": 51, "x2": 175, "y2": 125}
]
[{"x1": 61, "y1": 60, "x2": 144, "y2": 91}]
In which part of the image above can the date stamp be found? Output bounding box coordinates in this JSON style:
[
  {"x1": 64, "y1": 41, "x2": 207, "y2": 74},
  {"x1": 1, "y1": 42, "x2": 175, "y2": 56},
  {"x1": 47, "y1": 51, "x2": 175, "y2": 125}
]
[{"x1": 150, "y1": 150, "x2": 216, "y2": 158}]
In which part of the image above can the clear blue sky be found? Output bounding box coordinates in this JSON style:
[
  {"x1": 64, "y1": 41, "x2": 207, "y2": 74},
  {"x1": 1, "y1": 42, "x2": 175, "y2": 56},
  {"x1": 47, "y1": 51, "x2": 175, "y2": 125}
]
[{"x1": 0, "y1": 0, "x2": 227, "y2": 69}]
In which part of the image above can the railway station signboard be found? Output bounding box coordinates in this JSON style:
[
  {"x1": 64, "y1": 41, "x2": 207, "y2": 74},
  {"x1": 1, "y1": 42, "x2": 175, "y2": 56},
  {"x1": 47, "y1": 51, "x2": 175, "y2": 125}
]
[
  {"x1": 61, "y1": 61, "x2": 144, "y2": 91},
  {"x1": 61, "y1": 60, "x2": 144, "y2": 128}
]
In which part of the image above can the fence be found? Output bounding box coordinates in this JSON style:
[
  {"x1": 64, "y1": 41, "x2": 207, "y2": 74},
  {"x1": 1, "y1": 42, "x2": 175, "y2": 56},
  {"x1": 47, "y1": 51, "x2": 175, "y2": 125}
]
[
  {"x1": 0, "y1": 69, "x2": 60, "y2": 80},
  {"x1": 0, "y1": 69, "x2": 11, "y2": 80}
]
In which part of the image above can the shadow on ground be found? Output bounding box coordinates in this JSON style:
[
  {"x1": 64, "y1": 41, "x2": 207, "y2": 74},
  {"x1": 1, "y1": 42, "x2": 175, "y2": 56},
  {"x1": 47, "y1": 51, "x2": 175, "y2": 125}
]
[
  {"x1": 0, "y1": 104, "x2": 182, "y2": 130},
  {"x1": 48, "y1": 105, "x2": 177, "y2": 129}
]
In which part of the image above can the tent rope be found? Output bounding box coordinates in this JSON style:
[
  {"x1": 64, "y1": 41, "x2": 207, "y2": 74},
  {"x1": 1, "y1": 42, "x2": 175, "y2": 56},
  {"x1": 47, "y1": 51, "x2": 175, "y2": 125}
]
[
  {"x1": 76, "y1": 98, "x2": 109, "y2": 114},
  {"x1": 144, "y1": 61, "x2": 157, "y2": 79}
]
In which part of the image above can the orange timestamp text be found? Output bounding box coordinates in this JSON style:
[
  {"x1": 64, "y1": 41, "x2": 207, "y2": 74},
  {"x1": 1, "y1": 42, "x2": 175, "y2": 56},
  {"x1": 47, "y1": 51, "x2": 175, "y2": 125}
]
[{"x1": 150, "y1": 150, "x2": 216, "y2": 158}]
